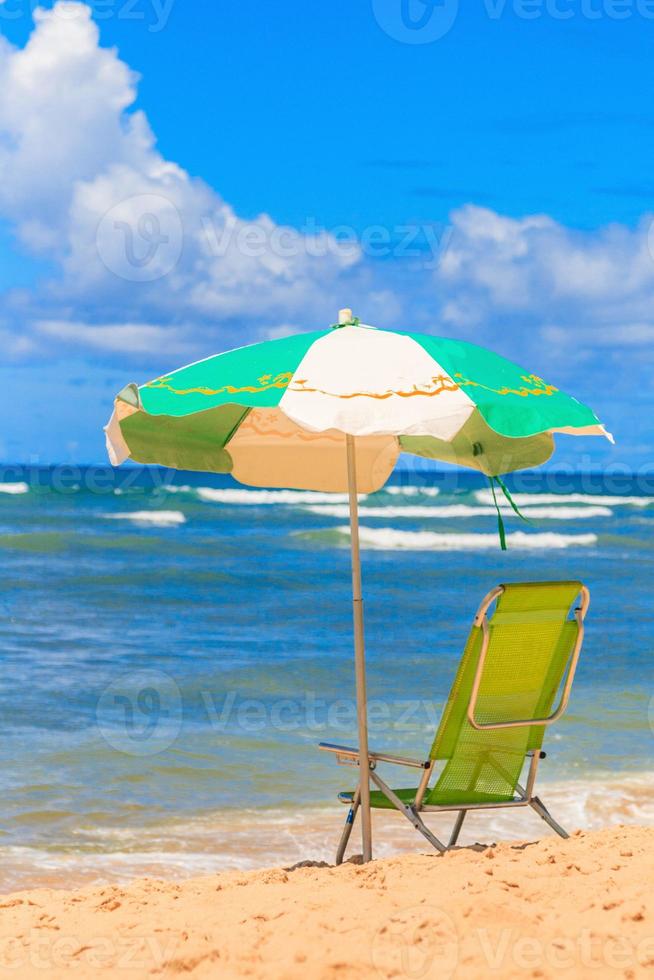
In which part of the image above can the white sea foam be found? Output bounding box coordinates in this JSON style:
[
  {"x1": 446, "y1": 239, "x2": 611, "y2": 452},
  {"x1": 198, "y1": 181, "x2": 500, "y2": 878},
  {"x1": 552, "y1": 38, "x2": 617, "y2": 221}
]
[
  {"x1": 336, "y1": 526, "x2": 597, "y2": 551},
  {"x1": 384, "y1": 486, "x2": 440, "y2": 497},
  {"x1": 516, "y1": 505, "x2": 611, "y2": 519},
  {"x1": 2, "y1": 771, "x2": 650, "y2": 888},
  {"x1": 0, "y1": 482, "x2": 29, "y2": 495},
  {"x1": 306, "y1": 504, "x2": 477, "y2": 518},
  {"x1": 306, "y1": 504, "x2": 611, "y2": 520},
  {"x1": 104, "y1": 510, "x2": 187, "y2": 526},
  {"x1": 194, "y1": 488, "x2": 361, "y2": 505},
  {"x1": 475, "y1": 490, "x2": 653, "y2": 507}
]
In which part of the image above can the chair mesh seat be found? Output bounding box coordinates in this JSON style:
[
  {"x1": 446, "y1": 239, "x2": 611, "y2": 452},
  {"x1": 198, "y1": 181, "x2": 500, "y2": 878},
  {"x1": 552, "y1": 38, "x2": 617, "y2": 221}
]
[
  {"x1": 427, "y1": 582, "x2": 581, "y2": 806},
  {"x1": 339, "y1": 786, "x2": 518, "y2": 809},
  {"x1": 339, "y1": 582, "x2": 583, "y2": 811}
]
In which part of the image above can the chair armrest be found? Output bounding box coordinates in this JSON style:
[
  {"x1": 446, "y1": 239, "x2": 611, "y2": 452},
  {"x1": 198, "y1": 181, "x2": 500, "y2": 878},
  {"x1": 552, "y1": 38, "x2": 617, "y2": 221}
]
[{"x1": 318, "y1": 742, "x2": 430, "y2": 769}]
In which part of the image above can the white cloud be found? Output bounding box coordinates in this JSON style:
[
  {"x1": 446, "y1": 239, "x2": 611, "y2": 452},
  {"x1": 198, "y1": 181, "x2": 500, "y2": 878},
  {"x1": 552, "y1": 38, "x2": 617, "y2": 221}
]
[
  {"x1": 0, "y1": 0, "x2": 653, "y2": 395},
  {"x1": 34, "y1": 319, "x2": 188, "y2": 354},
  {"x1": 0, "y1": 3, "x2": 367, "y2": 356},
  {"x1": 542, "y1": 322, "x2": 654, "y2": 348},
  {"x1": 437, "y1": 205, "x2": 654, "y2": 351},
  {"x1": 0, "y1": 6, "x2": 139, "y2": 250}
]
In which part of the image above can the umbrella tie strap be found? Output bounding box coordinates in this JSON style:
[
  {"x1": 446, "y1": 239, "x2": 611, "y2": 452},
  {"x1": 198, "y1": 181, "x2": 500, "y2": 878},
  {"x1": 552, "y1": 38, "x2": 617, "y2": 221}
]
[
  {"x1": 488, "y1": 475, "x2": 531, "y2": 550},
  {"x1": 489, "y1": 476, "x2": 507, "y2": 551}
]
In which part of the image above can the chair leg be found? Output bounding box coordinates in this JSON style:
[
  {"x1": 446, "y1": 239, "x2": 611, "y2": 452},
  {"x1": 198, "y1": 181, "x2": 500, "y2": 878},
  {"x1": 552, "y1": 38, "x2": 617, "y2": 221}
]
[
  {"x1": 530, "y1": 796, "x2": 569, "y2": 839},
  {"x1": 336, "y1": 787, "x2": 360, "y2": 865},
  {"x1": 448, "y1": 810, "x2": 466, "y2": 848},
  {"x1": 409, "y1": 808, "x2": 447, "y2": 853},
  {"x1": 368, "y1": 770, "x2": 446, "y2": 853}
]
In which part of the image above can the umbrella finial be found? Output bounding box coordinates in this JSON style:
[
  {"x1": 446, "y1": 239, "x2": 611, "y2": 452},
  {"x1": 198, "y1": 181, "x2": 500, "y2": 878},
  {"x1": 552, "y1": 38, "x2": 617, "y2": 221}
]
[{"x1": 338, "y1": 308, "x2": 354, "y2": 325}]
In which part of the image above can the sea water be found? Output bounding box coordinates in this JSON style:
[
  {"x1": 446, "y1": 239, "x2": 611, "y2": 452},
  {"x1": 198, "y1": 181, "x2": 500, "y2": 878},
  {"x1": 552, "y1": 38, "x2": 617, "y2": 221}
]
[{"x1": 1, "y1": 465, "x2": 652, "y2": 889}]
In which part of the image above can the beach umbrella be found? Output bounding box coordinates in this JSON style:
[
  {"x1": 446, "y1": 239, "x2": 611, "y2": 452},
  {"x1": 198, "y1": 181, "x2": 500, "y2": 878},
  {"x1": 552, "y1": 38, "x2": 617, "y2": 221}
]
[{"x1": 104, "y1": 309, "x2": 610, "y2": 862}]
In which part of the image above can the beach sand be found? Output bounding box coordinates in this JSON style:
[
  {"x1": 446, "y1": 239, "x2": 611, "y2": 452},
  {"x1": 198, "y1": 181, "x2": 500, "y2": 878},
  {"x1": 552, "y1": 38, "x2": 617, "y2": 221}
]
[{"x1": 0, "y1": 825, "x2": 651, "y2": 979}]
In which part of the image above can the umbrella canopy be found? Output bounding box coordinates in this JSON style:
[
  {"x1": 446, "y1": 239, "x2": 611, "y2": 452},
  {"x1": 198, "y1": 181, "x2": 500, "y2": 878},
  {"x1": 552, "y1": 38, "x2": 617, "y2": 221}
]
[
  {"x1": 105, "y1": 315, "x2": 609, "y2": 489},
  {"x1": 105, "y1": 311, "x2": 611, "y2": 863}
]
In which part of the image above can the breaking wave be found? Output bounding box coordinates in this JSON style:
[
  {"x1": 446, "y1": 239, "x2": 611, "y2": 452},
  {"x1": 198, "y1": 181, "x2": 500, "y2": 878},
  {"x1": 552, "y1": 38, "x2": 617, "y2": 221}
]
[
  {"x1": 171, "y1": 487, "x2": 360, "y2": 505},
  {"x1": 103, "y1": 510, "x2": 187, "y2": 527},
  {"x1": 0, "y1": 482, "x2": 29, "y2": 495},
  {"x1": 475, "y1": 490, "x2": 653, "y2": 507},
  {"x1": 334, "y1": 526, "x2": 598, "y2": 551},
  {"x1": 384, "y1": 486, "x2": 440, "y2": 497},
  {"x1": 305, "y1": 504, "x2": 612, "y2": 520}
]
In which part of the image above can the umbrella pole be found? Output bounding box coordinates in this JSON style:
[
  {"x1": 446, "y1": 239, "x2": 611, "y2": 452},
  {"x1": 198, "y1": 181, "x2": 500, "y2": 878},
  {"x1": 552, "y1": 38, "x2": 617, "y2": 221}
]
[{"x1": 346, "y1": 433, "x2": 373, "y2": 863}]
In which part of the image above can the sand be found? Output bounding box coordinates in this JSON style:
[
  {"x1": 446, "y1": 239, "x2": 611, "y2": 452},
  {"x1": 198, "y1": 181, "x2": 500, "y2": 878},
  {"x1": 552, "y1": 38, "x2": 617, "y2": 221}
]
[{"x1": 0, "y1": 826, "x2": 652, "y2": 979}]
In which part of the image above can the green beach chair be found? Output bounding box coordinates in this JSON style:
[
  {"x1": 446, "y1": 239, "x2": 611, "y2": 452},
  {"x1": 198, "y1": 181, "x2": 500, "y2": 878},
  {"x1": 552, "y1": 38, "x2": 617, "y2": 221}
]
[{"x1": 319, "y1": 580, "x2": 589, "y2": 864}]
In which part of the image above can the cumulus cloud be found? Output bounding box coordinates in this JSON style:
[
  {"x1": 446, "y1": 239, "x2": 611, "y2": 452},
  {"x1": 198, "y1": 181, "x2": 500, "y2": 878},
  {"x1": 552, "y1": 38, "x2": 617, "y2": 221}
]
[
  {"x1": 0, "y1": 3, "x2": 375, "y2": 358},
  {"x1": 34, "y1": 319, "x2": 190, "y2": 355},
  {"x1": 436, "y1": 205, "x2": 654, "y2": 358},
  {"x1": 0, "y1": 8, "x2": 139, "y2": 247},
  {"x1": 0, "y1": 0, "x2": 652, "y2": 394}
]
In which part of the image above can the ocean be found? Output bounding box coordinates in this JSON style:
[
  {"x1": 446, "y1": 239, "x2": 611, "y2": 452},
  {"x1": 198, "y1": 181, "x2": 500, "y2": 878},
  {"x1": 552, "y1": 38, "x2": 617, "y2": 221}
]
[{"x1": 1, "y1": 464, "x2": 653, "y2": 891}]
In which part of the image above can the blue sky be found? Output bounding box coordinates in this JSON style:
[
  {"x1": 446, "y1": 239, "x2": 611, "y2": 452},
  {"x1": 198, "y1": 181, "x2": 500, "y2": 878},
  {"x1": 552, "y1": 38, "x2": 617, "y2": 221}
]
[{"x1": 2, "y1": 1, "x2": 653, "y2": 466}]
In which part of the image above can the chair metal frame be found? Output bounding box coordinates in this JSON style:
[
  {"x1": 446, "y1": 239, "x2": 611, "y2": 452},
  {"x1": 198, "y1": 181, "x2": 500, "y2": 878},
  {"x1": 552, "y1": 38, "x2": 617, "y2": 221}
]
[{"x1": 319, "y1": 582, "x2": 590, "y2": 864}]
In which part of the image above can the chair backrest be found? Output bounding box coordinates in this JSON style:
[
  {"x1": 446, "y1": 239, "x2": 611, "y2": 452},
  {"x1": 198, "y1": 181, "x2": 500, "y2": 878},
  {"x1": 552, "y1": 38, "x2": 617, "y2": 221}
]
[{"x1": 426, "y1": 581, "x2": 588, "y2": 807}]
